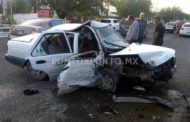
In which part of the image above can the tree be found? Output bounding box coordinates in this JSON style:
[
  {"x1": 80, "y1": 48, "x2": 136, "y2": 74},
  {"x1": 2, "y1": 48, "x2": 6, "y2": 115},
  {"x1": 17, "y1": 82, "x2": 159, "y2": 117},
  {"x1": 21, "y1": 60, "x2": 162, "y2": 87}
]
[
  {"x1": 13, "y1": 0, "x2": 32, "y2": 13},
  {"x1": 113, "y1": 0, "x2": 152, "y2": 18},
  {"x1": 0, "y1": 0, "x2": 2, "y2": 14},
  {"x1": 28, "y1": 0, "x2": 39, "y2": 13},
  {"x1": 40, "y1": 0, "x2": 104, "y2": 20},
  {"x1": 159, "y1": 7, "x2": 189, "y2": 22}
]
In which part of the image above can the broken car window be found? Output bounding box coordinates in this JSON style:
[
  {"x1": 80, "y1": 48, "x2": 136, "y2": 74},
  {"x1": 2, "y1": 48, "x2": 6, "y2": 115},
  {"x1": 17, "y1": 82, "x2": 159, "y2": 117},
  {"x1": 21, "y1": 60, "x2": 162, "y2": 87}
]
[
  {"x1": 78, "y1": 27, "x2": 99, "y2": 53},
  {"x1": 32, "y1": 33, "x2": 70, "y2": 56}
]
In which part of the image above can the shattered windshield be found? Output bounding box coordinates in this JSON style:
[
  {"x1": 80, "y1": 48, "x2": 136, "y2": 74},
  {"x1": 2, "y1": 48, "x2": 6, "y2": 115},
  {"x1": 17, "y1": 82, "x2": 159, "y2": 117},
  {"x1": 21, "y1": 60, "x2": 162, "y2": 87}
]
[{"x1": 95, "y1": 26, "x2": 129, "y2": 48}]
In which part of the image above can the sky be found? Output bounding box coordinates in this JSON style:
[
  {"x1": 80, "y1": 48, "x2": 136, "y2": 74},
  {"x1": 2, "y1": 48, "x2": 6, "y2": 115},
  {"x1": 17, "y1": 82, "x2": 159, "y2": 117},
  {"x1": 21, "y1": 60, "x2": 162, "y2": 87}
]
[{"x1": 151, "y1": 0, "x2": 190, "y2": 14}]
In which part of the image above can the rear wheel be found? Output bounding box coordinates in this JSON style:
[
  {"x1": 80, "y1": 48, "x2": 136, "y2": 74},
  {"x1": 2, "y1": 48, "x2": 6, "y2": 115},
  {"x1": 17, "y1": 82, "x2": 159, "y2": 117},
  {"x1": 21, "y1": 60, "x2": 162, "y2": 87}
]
[
  {"x1": 99, "y1": 68, "x2": 119, "y2": 92},
  {"x1": 26, "y1": 62, "x2": 47, "y2": 81}
]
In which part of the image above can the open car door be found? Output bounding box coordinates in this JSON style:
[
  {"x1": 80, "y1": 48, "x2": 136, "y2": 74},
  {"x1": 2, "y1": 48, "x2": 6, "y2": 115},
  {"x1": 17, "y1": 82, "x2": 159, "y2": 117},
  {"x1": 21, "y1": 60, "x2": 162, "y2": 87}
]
[
  {"x1": 57, "y1": 51, "x2": 102, "y2": 95},
  {"x1": 28, "y1": 31, "x2": 73, "y2": 80}
]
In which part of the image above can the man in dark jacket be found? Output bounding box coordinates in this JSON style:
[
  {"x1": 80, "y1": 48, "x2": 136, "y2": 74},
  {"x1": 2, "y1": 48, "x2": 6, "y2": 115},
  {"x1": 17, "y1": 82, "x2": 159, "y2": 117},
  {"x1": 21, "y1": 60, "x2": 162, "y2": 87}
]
[{"x1": 153, "y1": 16, "x2": 165, "y2": 46}]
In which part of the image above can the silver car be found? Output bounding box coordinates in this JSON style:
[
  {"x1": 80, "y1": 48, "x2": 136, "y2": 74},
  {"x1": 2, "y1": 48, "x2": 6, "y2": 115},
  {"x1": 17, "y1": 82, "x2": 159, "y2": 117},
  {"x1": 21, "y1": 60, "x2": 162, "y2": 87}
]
[{"x1": 11, "y1": 18, "x2": 67, "y2": 36}]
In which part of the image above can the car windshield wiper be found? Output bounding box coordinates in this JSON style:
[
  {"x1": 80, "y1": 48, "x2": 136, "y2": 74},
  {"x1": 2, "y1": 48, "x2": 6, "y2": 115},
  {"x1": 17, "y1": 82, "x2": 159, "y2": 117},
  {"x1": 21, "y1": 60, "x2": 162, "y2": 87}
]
[{"x1": 104, "y1": 40, "x2": 126, "y2": 48}]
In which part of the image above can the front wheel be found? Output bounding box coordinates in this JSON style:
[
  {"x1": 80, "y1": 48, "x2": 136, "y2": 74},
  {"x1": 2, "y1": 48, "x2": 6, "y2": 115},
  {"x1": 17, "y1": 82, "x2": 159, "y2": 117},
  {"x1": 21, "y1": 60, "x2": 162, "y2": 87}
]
[
  {"x1": 25, "y1": 62, "x2": 47, "y2": 81},
  {"x1": 99, "y1": 68, "x2": 119, "y2": 92}
]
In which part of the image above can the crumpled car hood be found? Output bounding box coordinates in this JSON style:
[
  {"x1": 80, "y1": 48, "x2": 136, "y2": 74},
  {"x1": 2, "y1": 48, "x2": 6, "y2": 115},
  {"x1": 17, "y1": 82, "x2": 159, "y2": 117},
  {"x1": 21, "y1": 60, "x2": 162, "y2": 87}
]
[{"x1": 110, "y1": 43, "x2": 176, "y2": 67}]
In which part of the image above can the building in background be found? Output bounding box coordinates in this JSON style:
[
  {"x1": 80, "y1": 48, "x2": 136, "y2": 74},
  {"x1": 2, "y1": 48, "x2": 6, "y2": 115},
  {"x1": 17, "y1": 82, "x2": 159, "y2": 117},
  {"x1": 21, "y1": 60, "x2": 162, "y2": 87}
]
[{"x1": 100, "y1": 2, "x2": 118, "y2": 18}]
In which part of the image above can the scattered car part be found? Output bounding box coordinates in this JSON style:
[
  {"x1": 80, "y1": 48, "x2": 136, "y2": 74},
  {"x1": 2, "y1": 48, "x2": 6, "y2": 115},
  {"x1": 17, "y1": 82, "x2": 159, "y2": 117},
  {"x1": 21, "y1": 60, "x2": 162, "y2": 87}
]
[
  {"x1": 133, "y1": 86, "x2": 146, "y2": 92},
  {"x1": 113, "y1": 95, "x2": 174, "y2": 111},
  {"x1": 23, "y1": 89, "x2": 39, "y2": 96},
  {"x1": 113, "y1": 95, "x2": 154, "y2": 103},
  {"x1": 96, "y1": 105, "x2": 118, "y2": 115},
  {"x1": 152, "y1": 115, "x2": 160, "y2": 121}
]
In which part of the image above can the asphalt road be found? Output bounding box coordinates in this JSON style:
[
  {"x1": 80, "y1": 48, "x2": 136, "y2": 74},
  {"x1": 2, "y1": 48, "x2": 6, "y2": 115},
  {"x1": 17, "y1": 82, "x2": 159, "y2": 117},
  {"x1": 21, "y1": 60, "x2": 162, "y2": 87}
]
[{"x1": 0, "y1": 33, "x2": 190, "y2": 122}]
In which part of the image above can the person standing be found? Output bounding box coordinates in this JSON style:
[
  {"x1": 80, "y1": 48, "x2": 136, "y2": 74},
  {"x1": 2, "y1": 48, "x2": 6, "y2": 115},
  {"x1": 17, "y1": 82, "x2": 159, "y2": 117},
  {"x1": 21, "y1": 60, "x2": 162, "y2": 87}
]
[
  {"x1": 126, "y1": 15, "x2": 139, "y2": 43},
  {"x1": 153, "y1": 16, "x2": 165, "y2": 46},
  {"x1": 137, "y1": 12, "x2": 147, "y2": 43}
]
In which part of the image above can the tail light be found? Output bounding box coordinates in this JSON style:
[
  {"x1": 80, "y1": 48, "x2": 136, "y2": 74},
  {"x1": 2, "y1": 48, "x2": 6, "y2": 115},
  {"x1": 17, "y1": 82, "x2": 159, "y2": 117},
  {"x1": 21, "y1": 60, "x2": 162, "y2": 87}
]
[{"x1": 32, "y1": 28, "x2": 37, "y2": 34}]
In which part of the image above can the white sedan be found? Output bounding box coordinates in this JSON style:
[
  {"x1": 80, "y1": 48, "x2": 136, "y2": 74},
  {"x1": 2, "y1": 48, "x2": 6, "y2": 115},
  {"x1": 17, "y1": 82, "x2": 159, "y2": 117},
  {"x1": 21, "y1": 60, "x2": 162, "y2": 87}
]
[
  {"x1": 179, "y1": 23, "x2": 190, "y2": 36},
  {"x1": 6, "y1": 21, "x2": 176, "y2": 90},
  {"x1": 6, "y1": 29, "x2": 79, "y2": 81}
]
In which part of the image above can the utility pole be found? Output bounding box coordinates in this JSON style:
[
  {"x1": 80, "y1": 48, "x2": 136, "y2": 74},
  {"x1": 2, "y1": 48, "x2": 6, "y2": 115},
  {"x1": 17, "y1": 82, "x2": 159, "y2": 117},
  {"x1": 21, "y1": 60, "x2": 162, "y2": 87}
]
[
  {"x1": 1, "y1": 0, "x2": 3, "y2": 26},
  {"x1": 156, "y1": 0, "x2": 158, "y2": 11},
  {"x1": 9, "y1": 0, "x2": 13, "y2": 25}
]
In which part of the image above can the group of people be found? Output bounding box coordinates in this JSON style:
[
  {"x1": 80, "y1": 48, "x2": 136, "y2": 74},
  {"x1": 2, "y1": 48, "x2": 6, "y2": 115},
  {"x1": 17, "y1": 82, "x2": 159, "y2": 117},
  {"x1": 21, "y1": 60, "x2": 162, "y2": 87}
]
[{"x1": 126, "y1": 12, "x2": 165, "y2": 46}]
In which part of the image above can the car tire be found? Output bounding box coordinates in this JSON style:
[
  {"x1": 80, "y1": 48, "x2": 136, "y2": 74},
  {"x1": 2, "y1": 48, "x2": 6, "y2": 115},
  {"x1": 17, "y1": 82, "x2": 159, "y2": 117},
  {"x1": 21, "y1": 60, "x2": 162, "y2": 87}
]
[
  {"x1": 26, "y1": 62, "x2": 47, "y2": 81},
  {"x1": 99, "y1": 68, "x2": 119, "y2": 92}
]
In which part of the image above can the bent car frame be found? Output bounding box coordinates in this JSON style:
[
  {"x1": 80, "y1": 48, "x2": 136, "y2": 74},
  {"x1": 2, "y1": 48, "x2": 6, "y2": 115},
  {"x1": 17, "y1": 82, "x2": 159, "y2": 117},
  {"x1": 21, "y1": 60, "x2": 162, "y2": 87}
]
[{"x1": 5, "y1": 21, "x2": 176, "y2": 93}]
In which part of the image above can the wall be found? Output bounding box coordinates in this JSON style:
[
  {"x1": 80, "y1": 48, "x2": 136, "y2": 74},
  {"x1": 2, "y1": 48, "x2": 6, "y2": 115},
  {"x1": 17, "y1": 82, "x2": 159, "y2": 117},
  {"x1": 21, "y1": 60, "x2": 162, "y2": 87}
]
[{"x1": 13, "y1": 13, "x2": 38, "y2": 24}]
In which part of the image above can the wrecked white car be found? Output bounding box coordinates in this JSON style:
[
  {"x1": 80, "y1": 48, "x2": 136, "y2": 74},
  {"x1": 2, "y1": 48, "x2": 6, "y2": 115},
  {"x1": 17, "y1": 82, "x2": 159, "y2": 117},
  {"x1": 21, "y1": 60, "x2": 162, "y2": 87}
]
[
  {"x1": 5, "y1": 29, "x2": 79, "y2": 80},
  {"x1": 53, "y1": 21, "x2": 176, "y2": 95}
]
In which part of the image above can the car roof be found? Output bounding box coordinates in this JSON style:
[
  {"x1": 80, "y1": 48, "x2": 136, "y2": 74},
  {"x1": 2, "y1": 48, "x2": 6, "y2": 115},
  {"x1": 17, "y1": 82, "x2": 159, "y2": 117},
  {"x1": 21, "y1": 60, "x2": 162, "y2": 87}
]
[
  {"x1": 101, "y1": 18, "x2": 118, "y2": 20},
  {"x1": 20, "y1": 18, "x2": 63, "y2": 26},
  {"x1": 48, "y1": 21, "x2": 109, "y2": 31},
  {"x1": 49, "y1": 23, "x2": 82, "y2": 31}
]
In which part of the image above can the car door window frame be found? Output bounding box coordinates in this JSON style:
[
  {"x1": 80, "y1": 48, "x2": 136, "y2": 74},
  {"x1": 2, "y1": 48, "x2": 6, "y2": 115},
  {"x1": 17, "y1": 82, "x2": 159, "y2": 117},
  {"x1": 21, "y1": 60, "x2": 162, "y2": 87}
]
[{"x1": 31, "y1": 32, "x2": 72, "y2": 57}]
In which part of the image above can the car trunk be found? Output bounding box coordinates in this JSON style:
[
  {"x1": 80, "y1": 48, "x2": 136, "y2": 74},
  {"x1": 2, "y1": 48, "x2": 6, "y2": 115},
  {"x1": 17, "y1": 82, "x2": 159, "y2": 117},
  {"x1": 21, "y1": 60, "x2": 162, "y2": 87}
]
[
  {"x1": 0, "y1": 27, "x2": 10, "y2": 38},
  {"x1": 12, "y1": 26, "x2": 37, "y2": 36}
]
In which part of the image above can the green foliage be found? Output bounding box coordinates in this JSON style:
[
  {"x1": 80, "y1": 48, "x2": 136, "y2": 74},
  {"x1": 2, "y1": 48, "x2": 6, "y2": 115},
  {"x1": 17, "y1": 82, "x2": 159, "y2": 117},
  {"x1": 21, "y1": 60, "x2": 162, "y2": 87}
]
[
  {"x1": 6, "y1": 0, "x2": 32, "y2": 14},
  {"x1": 113, "y1": 0, "x2": 152, "y2": 18},
  {"x1": 0, "y1": 3, "x2": 2, "y2": 13},
  {"x1": 159, "y1": 7, "x2": 189, "y2": 22},
  {"x1": 3, "y1": 15, "x2": 13, "y2": 24},
  {"x1": 41, "y1": 0, "x2": 104, "y2": 19}
]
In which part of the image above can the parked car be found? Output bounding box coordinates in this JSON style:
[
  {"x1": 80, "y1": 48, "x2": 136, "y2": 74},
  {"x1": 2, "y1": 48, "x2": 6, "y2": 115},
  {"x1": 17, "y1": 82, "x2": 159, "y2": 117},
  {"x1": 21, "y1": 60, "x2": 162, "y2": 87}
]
[
  {"x1": 165, "y1": 22, "x2": 176, "y2": 33},
  {"x1": 11, "y1": 18, "x2": 66, "y2": 36},
  {"x1": 119, "y1": 18, "x2": 130, "y2": 37},
  {"x1": 0, "y1": 27, "x2": 11, "y2": 38},
  {"x1": 179, "y1": 23, "x2": 190, "y2": 36},
  {"x1": 5, "y1": 21, "x2": 176, "y2": 94},
  {"x1": 100, "y1": 18, "x2": 119, "y2": 30}
]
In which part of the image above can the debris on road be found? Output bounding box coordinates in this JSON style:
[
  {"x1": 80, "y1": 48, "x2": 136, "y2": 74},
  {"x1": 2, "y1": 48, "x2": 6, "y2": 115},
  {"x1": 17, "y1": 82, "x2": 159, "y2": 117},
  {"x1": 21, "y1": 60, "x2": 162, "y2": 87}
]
[
  {"x1": 88, "y1": 114, "x2": 94, "y2": 119},
  {"x1": 133, "y1": 86, "x2": 146, "y2": 92},
  {"x1": 96, "y1": 105, "x2": 118, "y2": 115},
  {"x1": 152, "y1": 115, "x2": 160, "y2": 121},
  {"x1": 138, "y1": 114, "x2": 144, "y2": 118},
  {"x1": 113, "y1": 95, "x2": 154, "y2": 103},
  {"x1": 113, "y1": 95, "x2": 174, "y2": 111},
  {"x1": 23, "y1": 89, "x2": 39, "y2": 96}
]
